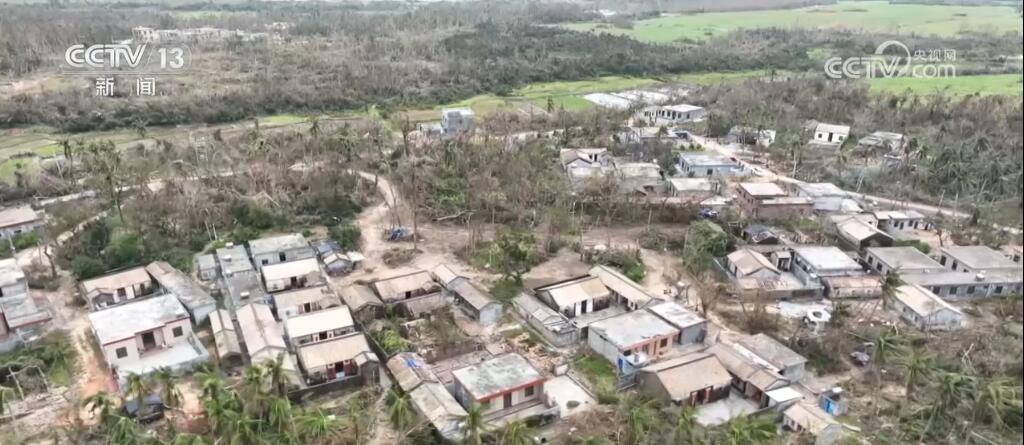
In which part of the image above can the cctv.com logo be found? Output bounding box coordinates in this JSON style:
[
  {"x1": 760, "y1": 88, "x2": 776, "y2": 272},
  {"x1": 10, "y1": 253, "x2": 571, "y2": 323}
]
[
  {"x1": 824, "y1": 40, "x2": 956, "y2": 80},
  {"x1": 61, "y1": 44, "x2": 192, "y2": 75}
]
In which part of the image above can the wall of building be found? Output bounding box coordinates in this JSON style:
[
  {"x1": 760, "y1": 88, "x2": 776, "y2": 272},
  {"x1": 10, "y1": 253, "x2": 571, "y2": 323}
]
[
  {"x1": 253, "y1": 247, "x2": 316, "y2": 269},
  {"x1": 265, "y1": 271, "x2": 322, "y2": 293},
  {"x1": 0, "y1": 221, "x2": 44, "y2": 239},
  {"x1": 454, "y1": 380, "x2": 543, "y2": 416},
  {"x1": 0, "y1": 280, "x2": 29, "y2": 298},
  {"x1": 752, "y1": 203, "x2": 814, "y2": 220},
  {"x1": 290, "y1": 327, "x2": 356, "y2": 348}
]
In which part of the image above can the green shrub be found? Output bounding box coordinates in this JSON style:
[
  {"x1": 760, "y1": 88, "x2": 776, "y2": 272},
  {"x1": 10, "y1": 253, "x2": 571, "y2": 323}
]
[
  {"x1": 71, "y1": 256, "x2": 106, "y2": 279},
  {"x1": 11, "y1": 232, "x2": 39, "y2": 250},
  {"x1": 329, "y1": 222, "x2": 362, "y2": 251}
]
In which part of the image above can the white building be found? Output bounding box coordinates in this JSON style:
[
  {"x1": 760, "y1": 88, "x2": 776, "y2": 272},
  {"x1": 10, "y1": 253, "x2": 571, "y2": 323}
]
[
  {"x1": 639, "y1": 104, "x2": 706, "y2": 125},
  {"x1": 79, "y1": 266, "x2": 158, "y2": 310},
  {"x1": 888, "y1": 284, "x2": 963, "y2": 331},
  {"x1": 441, "y1": 108, "x2": 475, "y2": 134},
  {"x1": 272, "y1": 285, "x2": 339, "y2": 319},
  {"x1": 863, "y1": 247, "x2": 944, "y2": 275},
  {"x1": 236, "y1": 303, "x2": 301, "y2": 384},
  {"x1": 783, "y1": 403, "x2": 845, "y2": 445},
  {"x1": 676, "y1": 152, "x2": 742, "y2": 177},
  {"x1": 249, "y1": 233, "x2": 315, "y2": 270},
  {"x1": 261, "y1": 257, "x2": 324, "y2": 293},
  {"x1": 937, "y1": 246, "x2": 1020, "y2": 274},
  {"x1": 284, "y1": 305, "x2": 356, "y2": 348},
  {"x1": 808, "y1": 122, "x2": 850, "y2": 147}
]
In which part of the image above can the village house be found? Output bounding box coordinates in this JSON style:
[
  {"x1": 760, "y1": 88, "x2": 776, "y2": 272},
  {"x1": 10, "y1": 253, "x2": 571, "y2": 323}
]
[
  {"x1": 833, "y1": 217, "x2": 894, "y2": 250},
  {"x1": 638, "y1": 103, "x2": 706, "y2": 125},
  {"x1": 636, "y1": 352, "x2": 732, "y2": 407},
  {"x1": 722, "y1": 247, "x2": 825, "y2": 299},
  {"x1": 872, "y1": 210, "x2": 931, "y2": 233},
  {"x1": 937, "y1": 246, "x2": 1020, "y2": 274},
  {"x1": 676, "y1": 152, "x2": 742, "y2": 178},
  {"x1": 441, "y1": 108, "x2": 475, "y2": 134},
  {"x1": 0, "y1": 205, "x2": 44, "y2": 240},
  {"x1": 792, "y1": 183, "x2": 862, "y2": 214},
  {"x1": 195, "y1": 254, "x2": 218, "y2": 282},
  {"x1": 339, "y1": 284, "x2": 385, "y2": 324},
  {"x1": 146, "y1": 261, "x2": 217, "y2": 323},
  {"x1": 822, "y1": 275, "x2": 884, "y2": 299},
  {"x1": 0, "y1": 259, "x2": 51, "y2": 343},
  {"x1": 742, "y1": 225, "x2": 782, "y2": 245},
  {"x1": 889, "y1": 284, "x2": 964, "y2": 331},
  {"x1": 902, "y1": 270, "x2": 1023, "y2": 300},
  {"x1": 216, "y1": 244, "x2": 269, "y2": 310},
  {"x1": 535, "y1": 275, "x2": 612, "y2": 319},
  {"x1": 736, "y1": 333, "x2": 808, "y2": 382},
  {"x1": 451, "y1": 353, "x2": 546, "y2": 417},
  {"x1": 284, "y1": 306, "x2": 356, "y2": 348},
  {"x1": 296, "y1": 332, "x2": 378, "y2": 387},
  {"x1": 806, "y1": 122, "x2": 850, "y2": 149},
  {"x1": 707, "y1": 343, "x2": 791, "y2": 409},
  {"x1": 588, "y1": 265, "x2": 658, "y2": 311},
  {"x1": 87, "y1": 294, "x2": 209, "y2": 386},
  {"x1": 273, "y1": 285, "x2": 339, "y2": 319},
  {"x1": 587, "y1": 310, "x2": 679, "y2": 374},
  {"x1": 387, "y1": 352, "x2": 467, "y2": 441},
  {"x1": 855, "y1": 131, "x2": 907, "y2": 160},
  {"x1": 369, "y1": 269, "x2": 447, "y2": 317},
  {"x1": 1003, "y1": 245, "x2": 1022, "y2": 264},
  {"x1": 791, "y1": 246, "x2": 864, "y2": 285},
  {"x1": 235, "y1": 302, "x2": 301, "y2": 384},
  {"x1": 209, "y1": 309, "x2": 241, "y2": 363},
  {"x1": 79, "y1": 266, "x2": 157, "y2": 310},
  {"x1": 448, "y1": 277, "x2": 503, "y2": 326},
  {"x1": 783, "y1": 402, "x2": 845, "y2": 445},
  {"x1": 559, "y1": 148, "x2": 611, "y2": 170},
  {"x1": 511, "y1": 293, "x2": 580, "y2": 347},
  {"x1": 248, "y1": 233, "x2": 315, "y2": 270},
  {"x1": 668, "y1": 177, "x2": 718, "y2": 200},
  {"x1": 616, "y1": 162, "x2": 665, "y2": 195},
  {"x1": 617, "y1": 127, "x2": 692, "y2": 147},
  {"x1": 726, "y1": 249, "x2": 781, "y2": 280},
  {"x1": 863, "y1": 247, "x2": 944, "y2": 275},
  {"x1": 737, "y1": 182, "x2": 814, "y2": 220},
  {"x1": 261, "y1": 257, "x2": 324, "y2": 293},
  {"x1": 645, "y1": 301, "x2": 707, "y2": 347}
]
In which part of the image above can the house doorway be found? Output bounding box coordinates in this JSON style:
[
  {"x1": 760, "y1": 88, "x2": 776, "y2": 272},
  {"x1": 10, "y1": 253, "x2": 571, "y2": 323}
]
[
  {"x1": 141, "y1": 331, "x2": 157, "y2": 350},
  {"x1": 503, "y1": 393, "x2": 513, "y2": 409}
]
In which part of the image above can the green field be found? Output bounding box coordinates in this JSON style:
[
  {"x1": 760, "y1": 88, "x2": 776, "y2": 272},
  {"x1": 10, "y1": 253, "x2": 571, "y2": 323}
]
[
  {"x1": 869, "y1": 73, "x2": 1024, "y2": 96},
  {"x1": 564, "y1": 1, "x2": 1024, "y2": 43}
]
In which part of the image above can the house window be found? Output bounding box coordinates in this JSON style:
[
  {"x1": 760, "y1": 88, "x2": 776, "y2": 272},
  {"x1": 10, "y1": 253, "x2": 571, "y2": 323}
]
[
  {"x1": 660, "y1": 338, "x2": 669, "y2": 348},
  {"x1": 995, "y1": 286, "x2": 1003, "y2": 295},
  {"x1": 261, "y1": 259, "x2": 269, "y2": 265},
  {"x1": 115, "y1": 347, "x2": 128, "y2": 359},
  {"x1": 279, "y1": 252, "x2": 287, "y2": 262},
  {"x1": 172, "y1": 326, "x2": 184, "y2": 337},
  {"x1": 525, "y1": 385, "x2": 535, "y2": 397},
  {"x1": 966, "y1": 286, "x2": 975, "y2": 295}
]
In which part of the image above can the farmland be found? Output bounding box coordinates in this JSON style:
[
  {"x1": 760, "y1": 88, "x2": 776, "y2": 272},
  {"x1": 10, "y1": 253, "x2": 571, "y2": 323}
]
[
  {"x1": 870, "y1": 72, "x2": 1024, "y2": 96},
  {"x1": 563, "y1": 1, "x2": 1024, "y2": 43}
]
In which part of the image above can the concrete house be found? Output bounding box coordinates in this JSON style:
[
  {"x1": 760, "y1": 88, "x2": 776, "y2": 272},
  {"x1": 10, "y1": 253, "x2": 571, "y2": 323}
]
[
  {"x1": 736, "y1": 334, "x2": 808, "y2": 382},
  {"x1": 451, "y1": 353, "x2": 546, "y2": 416},
  {"x1": 284, "y1": 306, "x2": 356, "y2": 348},
  {"x1": 236, "y1": 303, "x2": 302, "y2": 384},
  {"x1": 856, "y1": 131, "x2": 907, "y2": 158},
  {"x1": 272, "y1": 285, "x2": 339, "y2": 319},
  {"x1": 872, "y1": 210, "x2": 931, "y2": 233},
  {"x1": 676, "y1": 152, "x2": 742, "y2": 178},
  {"x1": 937, "y1": 246, "x2": 1020, "y2": 274},
  {"x1": 387, "y1": 352, "x2": 467, "y2": 441},
  {"x1": 339, "y1": 284, "x2": 385, "y2": 324},
  {"x1": 834, "y1": 217, "x2": 894, "y2": 250},
  {"x1": 261, "y1": 257, "x2": 324, "y2": 293},
  {"x1": 0, "y1": 206, "x2": 44, "y2": 240},
  {"x1": 448, "y1": 277, "x2": 503, "y2": 326},
  {"x1": 737, "y1": 183, "x2": 814, "y2": 220},
  {"x1": 296, "y1": 332, "x2": 378, "y2": 386},
  {"x1": 249, "y1": 234, "x2": 315, "y2": 270},
  {"x1": 637, "y1": 352, "x2": 732, "y2": 407},
  {"x1": 639, "y1": 104, "x2": 706, "y2": 125},
  {"x1": 146, "y1": 261, "x2": 217, "y2": 323},
  {"x1": 209, "y1": 309, "x2": 241, "y2": 362},
  {"x1": 535, "y1": 275, "x2": 612, "y2": 319},
  {"x1": 588, "y1": 310, "x2": 679, "y2": 374},
  {"x1": 589, "y1": 265, "x2": 657, "y2": 311},
  {"x1": 863, "y1": 247, "x2": 944, "y2": 275},
  {"x1": 726, "y1": 126, "x2": 776, "y2": 147},
  {"x1": 888, "y1": 284, "x2": 963, "y2": 331},
  {"x1": 441, "y1": 108, "x2": 475, "y2": 134},
  {"x1": 668, "y1": 178, "x2": 718, "y2": 200},
  {"x1": 370, "y1": 269, "x2": 447, "y2": 317},
  {"x1": 215, "y1": 244, "x2": 268, "y2": 310},
  {"x1": 645, "y1": 301, "x2": 707, "y2": 346},
  {"x1": 195, "y1": 254, "x2": 218, "y2": 282},
  {"x1": 88, "y1": 294, "x2": 209, "y2": 385},
  {"x1": 783, "y1": 403, "x2": 844, "y2": 445},
  {"x1": 807, "y1": 122, "x2": 850, "y2": 147},
  {"x1": 0, "y1": 259, "x2": 51, "y2": 342},
  {"x1": 707, "y1": 343, "x2": 790, "y2": 409},
  {"x1": 511, "y1": 293, "x2": 580, "y2": 347},
  {"x1": 79, "y1": 266, "x2": 158, "y2": 310},
  {"x1": 726, "y1": 249, "x2": 781, "y2": 279},
  {"x1": 902, "y1": 271, "x2": 1023, "y2": 300},
  {"x1": 791, "y1": 247, "x2": 864, "y2": 284},
  {"x1": 560, "y1": 148, "x2": 610, "y2": 170},
  {"x1": 794, "y1": 183, "x2": 862, "y2": 215}
]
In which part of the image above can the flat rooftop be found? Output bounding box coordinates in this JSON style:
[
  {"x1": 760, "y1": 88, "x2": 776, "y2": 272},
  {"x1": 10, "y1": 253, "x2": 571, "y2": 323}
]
[
  {"x1": 866, "y1": 247, "x2": 941, "y2": 271},
  {"x1": 88, "y1": 295, "x2": 189, "y2": 345},
  {"x1": 452, "y1": 353, "x2": 544, "y2": 401},
  {"x1": 737, "y1": 333, "x2": 807, "y2": 369},
  {"x1": 795, "y1": 182, "x2": 846, "y2": 198},
  {"x1": 940, "y1": 246, "x2": 1019, "y2": 271},
  {"x1": 248, "y1": 233, "x2": 309, "y2": 257},
  {"x1": 216, "y1": 244, "x2": 255, "y2": 275},
  {"x1": 589, "y1": 310, "x2": 678, "y2": 349},
  {"x1": 739, "y1": 182, "x2": 787, "y2": 198},
  {"x1": 645, "y1": 301, "x2": 706, "y2": 330},
  {"x1": 792, "y1": 246, "x2": 861, "y2": 271},
  {"x1": 678, "y1": 152, "x2": 734, "y2": 167}
]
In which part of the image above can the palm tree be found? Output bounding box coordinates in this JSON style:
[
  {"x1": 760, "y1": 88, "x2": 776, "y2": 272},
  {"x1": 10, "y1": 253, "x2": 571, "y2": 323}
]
[
  {"x1": 200, "y1": 372, "x2": 226, "y2": 404},
  {"x1": 922, "y1": 371, "x2": 975, "y2": 438},
  {"x1": 345, "y1": 398, "x2": 370, "y2": 444},
  {"x1": 497, "y1": 420, "x2": 534, "y2": 445},
  {"x1": 971, "y1": 378, "x2": 1023, "y2": 431},
  {"x1": 671, "y1": 406, "x2": 699, "y2": 444},
  {"x1": 719, "y1": 415, "x2": 776, "y2": 445},
  {"x1": 263, "y1": 355, "x2": 291, "y2": 398},
  {"x1": 867, "y1": 271, "x2": 904, "y2": 320},
  {"x1": 388, "y1": 389, "x2": 413, "y2": 431},
  {"x1": 267, "y1": 397, "x2": 293, "y2": 432},
  {"x1": 153, "y1": 367, "x2": 182, "y2": 409},
  {"x1": 299, "y1": 409, "x2": 339, "y2": 442},
  {"x1": 461, "y1": 405, "x2": 486, "y2": 445},
  {"x1": 124, "y1": 373, "x2": 153, "y2": 418},
  {"x1": 241, "y1": 365, "x2": 269, "y2": 416},
  {"x1": 108, "y1": 415, "x2": 143, "y2": 445},
  {"x1": 82, "y1": 391, "x2": 117, "y2": 424},
  {"x1": 621, "y1": 396, "x2": 658, "y2": 445},
  {"x1": 899, "y1": 348, "x2": 933, "y2": 398}
]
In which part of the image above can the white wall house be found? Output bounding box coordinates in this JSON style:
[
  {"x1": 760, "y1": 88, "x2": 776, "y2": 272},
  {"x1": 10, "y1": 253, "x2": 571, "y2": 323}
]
[
  {"x1": 249, "y1": 233, "x2": 316, "y2": 270},
  {"x1": 262, "y1": 258, "x2": 324, "y2": 293},
  {"x1": 451, "y1": 353, "x2": 546, "y2": 416},
  {"x1": 888, "y1": 284, "x2": 963, "y2": 331}
]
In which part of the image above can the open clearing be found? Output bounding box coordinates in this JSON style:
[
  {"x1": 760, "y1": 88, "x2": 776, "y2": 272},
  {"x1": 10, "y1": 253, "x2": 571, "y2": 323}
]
[
  {"x1": 563, "y1": 1, "x2": 1024, "y2": 43},
  {"x1": 869, "y1": 73, "x2": 1023, "y2": 96}
]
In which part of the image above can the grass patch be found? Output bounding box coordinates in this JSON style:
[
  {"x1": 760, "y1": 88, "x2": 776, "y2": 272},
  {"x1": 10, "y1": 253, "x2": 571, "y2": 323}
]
[
  {"x1": 868, "y1": 74, "x2": 1023, "y2": 96},
  {"x1": 573, "y1": 352, "x2": 617, "y2": 403},
  {"x1": 562, "y1": 1, "x2": 1024, "y2": 43},
  {"x1": 489, "y1": 278, "x2": 522, "y2": 303}
]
